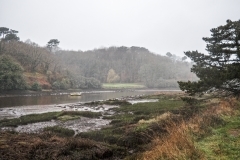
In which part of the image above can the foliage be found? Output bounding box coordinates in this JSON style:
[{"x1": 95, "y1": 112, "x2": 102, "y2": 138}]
[
  {"x1": 86, "y1": 77, "x2": 102, "y2": 88},
  {"x1": 0, "y1": 55, "x2": 26, "y2": 90},
  {"x1": 31, "y1": 82, "x2": 42, "y2": 91},
  {"x1": 0, "y1": 27, "x2": 9, "y2": 38},
  {"x1": 178, "y1": 20, "x2": 240, "y2": 96},
  {"x1": 47, "y1": 39, "x2": 60, "y2": 52},
  {"x1": 0, "y1": 27, "x2": 19, "y2": 41},
  {"x1": 59, "y1": 78, "x2": 71, "y2": 90},
  {"x1": 57, "y1": 46, "x2": 196, "y2": 88},
  {"x1": 107, "y1": 69, "x2": 120, "y2": 83}
]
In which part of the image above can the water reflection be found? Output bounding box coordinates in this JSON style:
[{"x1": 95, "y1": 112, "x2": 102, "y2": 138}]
[{"x1": 0, "y1": 90, "x2": 161, "y2": 108}]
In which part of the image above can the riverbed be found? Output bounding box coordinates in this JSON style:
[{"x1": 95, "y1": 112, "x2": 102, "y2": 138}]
[{"x1": 0, "y1": 89, "x2": 180, "y2": 134}]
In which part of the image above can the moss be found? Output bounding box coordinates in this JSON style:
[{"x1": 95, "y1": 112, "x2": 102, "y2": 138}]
[
  {"x1": 43, "y1": 126, "x2": 75, "y2": 137},
  {"x1": 0, "y1": 112, "x2": 59, "y2": 127},
  {"x1": 0, "y1": 111, "x2": 102, "y2": 127},
  {"x1": 57, "y1": 115, "x2": 80, "y2": 121}
]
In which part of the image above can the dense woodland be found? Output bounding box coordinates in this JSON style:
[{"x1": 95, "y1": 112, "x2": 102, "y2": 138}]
[
  {"x1": 57, "y1": 47, "x2": 196, "y2": 88},
  {"x1": 0, "y1": 27, "x2": 197, "y2": 90}
]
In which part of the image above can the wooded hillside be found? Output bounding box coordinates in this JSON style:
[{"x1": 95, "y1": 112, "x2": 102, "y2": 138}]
[
  {"x1": 57, "y1": 46, "x2": 197, "y2": 88},
  {"x1": 0, "y1": 34, "x2": 197, "y2": 90}
]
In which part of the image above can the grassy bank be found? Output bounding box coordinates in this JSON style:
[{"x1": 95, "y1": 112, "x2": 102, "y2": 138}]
[
  {"x1": 139, "y1": 98, "x2": 240, "y2": 160},
  {"x1": 102, "y1": 83, "x2": 146, "y2": 89},
  {"x1": 0, "y1": 111, "x2": 102, "y2": 127},
  {"x1": 1, "y1": 93, "x2": 240, "y2": 159},
  {"x1": 196, "y1": 108, "x2": 240, "y2": 159}
]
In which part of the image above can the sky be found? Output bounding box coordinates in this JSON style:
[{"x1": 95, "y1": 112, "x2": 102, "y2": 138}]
[{"x1": 1, "y1": 0, "x2": 240, "y2": 57}]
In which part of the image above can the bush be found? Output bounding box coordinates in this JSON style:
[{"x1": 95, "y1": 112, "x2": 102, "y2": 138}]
[
  {"x1": 0, "y1": 55, "x2": 27, "y2": 90},
  {"x1": 52, "y1": 81, "x2": 61, "y2": 89},
  {"x1": 31, "y1": 82, "x2": 42, "y2": 91},
  {"x1": 86, "y1": 77, "x2": 102, "y2": 89}
]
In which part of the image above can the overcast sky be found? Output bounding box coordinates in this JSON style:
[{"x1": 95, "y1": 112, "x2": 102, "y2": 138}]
[{"x1": 1, "y1": 0, "x2": 240, "y2": 56}]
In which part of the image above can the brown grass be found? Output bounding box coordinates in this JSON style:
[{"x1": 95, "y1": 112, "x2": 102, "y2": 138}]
[
  {"x1": 140, "y1": 98, "x2": 238, "y2": 160},
  {"x1": 0, "y1": 132, "x2": 113, "y2": 160},
  {"x1": 141, "y1": 121, "x2": 201, "y2": 160}
]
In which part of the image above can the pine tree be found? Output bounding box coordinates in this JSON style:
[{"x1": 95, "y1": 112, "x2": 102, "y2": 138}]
[{"x1": 178, "y1": 20, "x2": 240, "y2": 97}]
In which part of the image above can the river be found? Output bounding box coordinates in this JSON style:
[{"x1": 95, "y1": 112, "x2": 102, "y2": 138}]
[
  {"x1": 0, "y1": 89, "x2": 180, "y2": 133},
  {"x1": 0, "y1": 89, "x2": 171, "y2": 108}
]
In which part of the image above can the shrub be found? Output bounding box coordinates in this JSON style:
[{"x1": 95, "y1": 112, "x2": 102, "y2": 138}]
[
  {"x1": 31, "y1": 82, "x2": 42, "y2": 91},
  {"x1": 0, "y1": 55, "x2": 27, "y2": 90}
]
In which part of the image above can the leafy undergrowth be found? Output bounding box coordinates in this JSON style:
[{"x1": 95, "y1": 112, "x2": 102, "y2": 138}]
[{"x1": 24, "y1": 72, "x2": 51, "y2": 89}]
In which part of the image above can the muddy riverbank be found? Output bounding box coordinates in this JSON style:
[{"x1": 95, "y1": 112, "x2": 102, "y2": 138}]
[{"x1": 0, "y1": 93, "x2": 161, "y2": 134}]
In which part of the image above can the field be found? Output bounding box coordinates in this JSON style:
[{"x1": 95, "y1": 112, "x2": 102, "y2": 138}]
[{"x1": 102, "y1": 83, "x2": 146, "y2": 89}]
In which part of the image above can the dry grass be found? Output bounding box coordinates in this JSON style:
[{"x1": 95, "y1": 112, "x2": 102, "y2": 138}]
[
  {"x1": 140, "y1": 121, "x2": 201, "y2": 160},
  {"x1": 138, "y1": 112, "x2": 172, "y2": 124},
  {"x1": 0, "y1": 132, "x2": 113, "y2": 160},
  {"x1": 140, "y1": 98, "x2": 238, "y2": 160}
]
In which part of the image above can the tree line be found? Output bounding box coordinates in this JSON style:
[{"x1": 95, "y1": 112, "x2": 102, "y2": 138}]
[
  {"x1": 0, "y1": 28, "x2": 101, "y2": 90},
  {"x1": 57, "y1": 46, "x2": 197, "y2": 88},
  {"x1": 0, "y1": 27, "x2": 198, "y2": 91}
]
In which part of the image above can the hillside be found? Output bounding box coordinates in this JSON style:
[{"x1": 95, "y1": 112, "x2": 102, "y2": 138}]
[
  {"x1": 0, "y1": 40, "x2": 197, "y2": 91},
  {"x1": 57, "y1": 46, "x2": 197, "y2": 88}
]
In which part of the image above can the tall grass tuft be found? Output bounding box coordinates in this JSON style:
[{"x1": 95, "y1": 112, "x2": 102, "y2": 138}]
[{"x1": 141, "y1": 121, "x2": 202, "y2": 160}]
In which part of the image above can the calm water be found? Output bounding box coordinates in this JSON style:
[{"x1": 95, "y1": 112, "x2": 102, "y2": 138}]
[{"x1": 0, "y1": 90, "x2": 163, "y2": 108}]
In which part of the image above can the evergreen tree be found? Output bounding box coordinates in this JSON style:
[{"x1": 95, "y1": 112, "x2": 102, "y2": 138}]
[
  {"x1": 47, "y1": 39, "x2": 60, "y2": 52},
  {"x1": 178, "y1": 20, "x2": 240, "y2": 97},
  {"x1": 0, "y1": 27, "x2": 9, "y2": 39},
  {"x1": 0, "y1": 28, "x2": 19, "y2": 41},
  {"x1": 0, "y1": 55, "x2": 26, "y2": 90}
]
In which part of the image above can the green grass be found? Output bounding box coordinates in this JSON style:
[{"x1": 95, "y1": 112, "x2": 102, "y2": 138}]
[
  {"x1": 102, "y1": 83, "x2": 146, "y2": 89},
  {"x1": 114, "y1": 99, "x2": 183, "y2": 115},
  {"x1": 0, "y1": 112, "x2": 60, "y2": 127},
  {"x1": 0, "y1": 111, "x2": 102, "y2": 127},
  {"x1": 196, "y1": 113, "x2": 240, "y2": 159},
  {"x1": 43, "y1": 126, "x2": 75, "y2": 137},
  {"x1": 78, "y1": 96, "x2": 184, "y2": 149}
]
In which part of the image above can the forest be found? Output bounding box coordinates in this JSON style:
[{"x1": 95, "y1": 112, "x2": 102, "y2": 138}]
[{"x1": 0, "y1": 27, "x2": 197, "y2": 91}]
